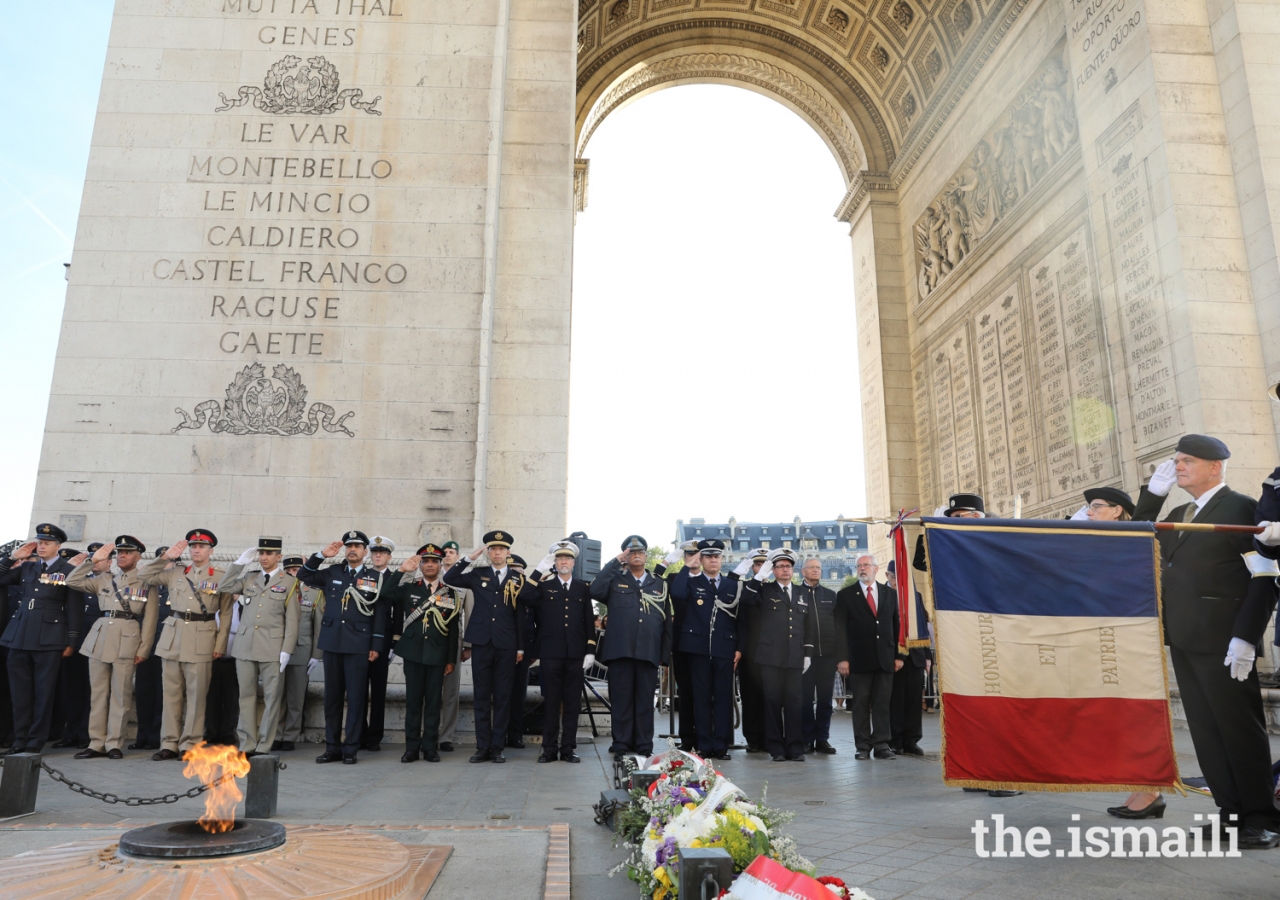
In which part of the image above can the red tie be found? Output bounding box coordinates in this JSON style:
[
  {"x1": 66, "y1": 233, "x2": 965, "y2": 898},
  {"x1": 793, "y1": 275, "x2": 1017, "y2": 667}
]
[{"x1": 865, "y1": 585, "x2": 876, "y2": 616}]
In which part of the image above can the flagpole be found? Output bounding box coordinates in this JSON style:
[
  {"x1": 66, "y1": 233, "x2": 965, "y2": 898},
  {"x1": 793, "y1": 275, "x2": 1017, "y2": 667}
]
[{"x1": 856, "y1": 517, "x2": 1265, "y2": 534}]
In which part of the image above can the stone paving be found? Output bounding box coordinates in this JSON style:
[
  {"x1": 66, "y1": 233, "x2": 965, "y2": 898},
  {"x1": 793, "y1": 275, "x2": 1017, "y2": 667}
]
[{"x1": 5, "y1": 709, "x2": 1280, "y2": 899}]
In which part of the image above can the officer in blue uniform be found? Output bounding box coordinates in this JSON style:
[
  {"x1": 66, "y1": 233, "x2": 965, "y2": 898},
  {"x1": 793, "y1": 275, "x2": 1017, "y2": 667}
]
[
  {"x1": 657, "y1": 540, "x2": 700, "y2": 751},
  {"x1": 297, "y1": 530, "x2": 390, "y2": 764},
  {"x1": 0, "y1": 523, "x2": 85, "y2": 754},
  {"x1": 532, "y1": 541, "x2": 597, "y2": 763},
  {"x1": 669, "y1": 538, "x2": 740, "y2": 760},
  {"x1": 506, "y1": 554, "x2": 538, "y2": 749},
  {"x1": 592, "y1": 535, "x2": 670, "y2": 760},
  {"x1": 52, "y1": 544, "x2": 99, "y2": 749},
  {"x1": 444, "y1": 530, "x2": 537, "y2": 763}
]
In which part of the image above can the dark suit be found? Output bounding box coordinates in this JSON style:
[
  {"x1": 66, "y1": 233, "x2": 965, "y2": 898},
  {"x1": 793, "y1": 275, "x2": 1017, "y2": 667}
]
[
  {"x1": 890, "y1": 588, "x2": 931, "y2": 752},
  {"x1": 443, "y1": 561, "x2": 535, "y2": 753},
  {"x1": 0, "y1": 554, "x2": 84, "y2": 751},
  {"x1": 798, "y1": 581, "x2": 844, "y2": 745},
  {"x1": 835, "y1": 579, "x2": 898, "y2": 752},
  {"x1": 739, "y1": 580, "x2": 815, "y2": 759},
  {"x1": 532, "y1": 575, "x2": 596, "y2": 755},
  {"x1": 664, "y1": 568, "x2": 698, "y2": 750},
  {"x1": 507, "y1": 588, "x2": 540, "y2": 744},
  {"x1": 297, "y1": 558, "x2": 391, "y2": 755},
  {"x1": 736, "y1": 576, "x2": 766, "y2": 751},
  {"x1": 1134, "y1": 484, "x2": 1280, "y2": 829},
  {"x1": 670, "y1": 570, "x2": 739, "y2": 756},
  {"x1": 364, "y1": 567, "x2": 397, "y2": 749},
  {"x1": 592, "y1": 560, "x2": 670, "y2": 755}
]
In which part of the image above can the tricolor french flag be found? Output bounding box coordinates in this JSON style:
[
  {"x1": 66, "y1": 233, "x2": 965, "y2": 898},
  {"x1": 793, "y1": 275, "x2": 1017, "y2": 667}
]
[{"x1": 924, "y1": 518, "x2": 1179, "y2": 791}]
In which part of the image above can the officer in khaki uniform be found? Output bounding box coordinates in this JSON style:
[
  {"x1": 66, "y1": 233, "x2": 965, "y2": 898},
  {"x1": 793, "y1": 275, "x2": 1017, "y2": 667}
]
[
  {"x1": 437, "y1": 541, "x2": 473, "y2": 752},
  {"x1": 274, "y1": 554, "x2": 322, "y2": 751},
  {"x1": 392, "y1": 544, "x2": 461, "y2": 762},
  {"x1": 221, "y1": 536, "x2": 300, "y2": 755},
  {"x1": 65, "y1": 536, "x2": 159, "y2": 758},
  {"x1": 138, "y1": 530, "x2": 234, "y2": 760}
]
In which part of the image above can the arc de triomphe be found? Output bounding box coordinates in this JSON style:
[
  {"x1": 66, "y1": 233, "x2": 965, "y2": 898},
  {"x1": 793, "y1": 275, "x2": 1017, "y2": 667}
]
[{"x1": 33, "y1": 0, "x2": 1280, "y2": 556}]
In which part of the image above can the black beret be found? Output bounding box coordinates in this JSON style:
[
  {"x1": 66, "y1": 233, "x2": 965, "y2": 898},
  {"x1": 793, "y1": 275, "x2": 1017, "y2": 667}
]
[
  {"x1": 697, "y1": 539, "x2": 726, "y2": 555},
  {"x1": 185, "y1": 529, "x2": 218, "y2": 547},
  {"x1": 483, "y1": 530, "x2": 513, "y2": 548},
  {"x1": 341, "y1": 530, "x2": 369, "y2": 546},
  {"x1": 282, "y1": 555, "x2": 306, "y2": 569},
  {"x1": 945, "y1": 493, "x2": 985, "y2": 516},
  {"x1": 34, "y1": 523, "x2": 68, "y2": 543},
  {"x1": 114, "y1": 535, "x2": 146, "y2": 553},
  {"x1": 621, "y1": 535, "x2": 648, "y2": 552},
  {"x1": 416, "y1": 543, "x2": 444, "y2": 559},
  {"x1": 1175, "y1": 433, "x2": 1230, "y2": 461},
  {"x1": 1083, "y1": 486, "x2": 1135, "y2": 515}
]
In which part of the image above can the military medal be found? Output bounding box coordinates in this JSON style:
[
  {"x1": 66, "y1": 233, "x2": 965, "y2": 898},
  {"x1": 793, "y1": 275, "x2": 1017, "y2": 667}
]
[{"x1": 198, "y1": 579, "x2": 218, "y2": 594}]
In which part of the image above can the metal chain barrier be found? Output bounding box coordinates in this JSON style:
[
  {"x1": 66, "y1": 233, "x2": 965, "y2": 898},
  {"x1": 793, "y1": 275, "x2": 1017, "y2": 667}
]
[{"x1": 37, "y1": 759, "x2": 236, "y2": 807}]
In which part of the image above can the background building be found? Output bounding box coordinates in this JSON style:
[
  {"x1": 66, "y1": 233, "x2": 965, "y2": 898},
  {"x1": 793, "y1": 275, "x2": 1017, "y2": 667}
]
[{"x1": 675, "y1": 516, "x2": 871, "y2": 587}]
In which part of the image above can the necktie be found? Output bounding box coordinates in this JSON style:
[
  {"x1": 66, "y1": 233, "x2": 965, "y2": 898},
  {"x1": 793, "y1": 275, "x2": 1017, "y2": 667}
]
[
  {"x1": 865, "y1": 585, "x2": 877, "y2": 616},
  {"x1": 1182, "y1": 502, "x2": 1197, "y2": 523},
  {"x1": 263, "y1": 573, "x2": 270, "y2": 587}
]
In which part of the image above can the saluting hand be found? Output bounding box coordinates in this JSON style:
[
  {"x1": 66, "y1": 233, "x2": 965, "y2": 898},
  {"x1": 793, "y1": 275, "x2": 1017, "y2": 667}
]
[
  {"x1": 837, "y1": 661, "x2": 849, "y2": 676},
  {"x1": 320, "y1": 540, "x2": 343, "y2": 559},
  {"x1": 69, "y1": 553, "x2": 89, "y2": 567},
  {"x1": 10, "y1": 542, "x2": 36, "y2": 561},
  {"x1": 164, "y1": 540, "x2": 188, "y2": 561},
  {"x1": 399, "y1": 555, "x2": 421, "y2": 573},
  {"x1": 92, "y1": 543, "x2": 114, "y2": 563}
]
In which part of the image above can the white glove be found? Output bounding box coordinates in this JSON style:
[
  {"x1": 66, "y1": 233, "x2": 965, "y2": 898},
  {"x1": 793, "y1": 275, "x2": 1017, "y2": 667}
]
[
  {"x1": 388, "y1": 649, "x2": 396, "y2": 662},
  {"x1": 732, "y1": 558, "x2": 753, "y2": 577},
  {"x1": 1147, "y1": 459, "x2": 1177, "y2": 496},
  {"x1": 236, "y1": 546, "x2": 257, "y2": 566},
  {"x1": 307, "y1": 657, "x2": 321, "y2": 676},
  {"x1": 754, "y1": 561, "x2": 772, "y2": 581},
  {"x1": 279, "y1": 651, "x2": 291, "y2": 672},
  {"x1": 803, "y1": 656, "x2": 811, "y2": 673},
  {"x1": 536, "y1": 553, "x2": 556, "y2": 574},
  {"x1": 932, "y1": 506, "x2": 948, "y2": 517},
  {"x1": 1225, "y1": 638, "x2": 1257, "y2": 681},
  {"x1": 1256, "y1": 521, "x2": 1280, "y2": 547},
  {"x1": 1070, "y1": 504, "x2": 1091, "y2": 521},
  {"x1": 664, "y1": 548, "x2": 682, "y2": 566},
  {"x1": 582, "y1": 653, "x2": 596, "y2": 671}
]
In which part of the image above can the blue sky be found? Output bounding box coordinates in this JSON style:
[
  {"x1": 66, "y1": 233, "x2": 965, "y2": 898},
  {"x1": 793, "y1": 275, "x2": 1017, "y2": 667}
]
[{"x1": 0, "y1": 8, "x2": 863, "y2": 547}]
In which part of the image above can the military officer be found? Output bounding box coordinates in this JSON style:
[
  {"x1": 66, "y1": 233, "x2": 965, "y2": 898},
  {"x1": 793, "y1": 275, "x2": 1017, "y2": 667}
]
[
  {"x1": 736, "y1": 549, "x2": 814, "y2": 761},
  {"x1": 298, "y1": 530, "x2": 390, "y2": 764},
  {"x1": 506, "y1": 553, "x2": 538, "y2": 749},
  {"x1": 273, "y1": 554, "x2": 322, "y2": 751},
  {"x1": 52, "y1": 544, "x2": 97, "y2": 749},
  {"x1": 669, "y1": 539, "x2": 740, "y2": 760},
  {"x1": 592, "y1": 535, "x2": 671, "y2": 760},
  {"x1": 221, "y1": 537, "x2": 300, "y2": 756},
  {"x1": 437, "y1": 540, "x2": 472, "y2": 753},
  {"x1": 1135, "y1": 434, "x2": 1280, "y2": 847},
  {"x1": 731, "y1": 547, "x2": 769, "y2": 753},
  {"x1": 391, "y1": 544, "x2": 461, "y2": 763},
  {"x1": 65, "y1": 536, "x2": 159, "y2": 759},
  {"x1": 531, "y1": 541, "x2": 596, "y2": 763},
  {"x1": 130, "y1": 547, "x2": 171, "y2": 750},
  {"x1": 362, "y1": 535, "x2": 397, "y2": 752},
  {"x1": 0, "y1": 523, "x2": 84, "y2": 754},
  {"x1": 444, "y1": 530, "x2": 537, "y2": 763},
  {"x1": 657, "y1": 539, "x2": 701, "y2": 751},
  {"x1": 138, "y1": 531, "x2": 234, "y2": 760}
]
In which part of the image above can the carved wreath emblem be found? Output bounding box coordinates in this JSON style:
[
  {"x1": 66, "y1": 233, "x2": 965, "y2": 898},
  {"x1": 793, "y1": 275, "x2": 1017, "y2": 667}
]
[
  {"x1": 216, "y1": 55, "x2": 382, "y2": 116},
  {"x1": 172, "y1": 363, "x2": 355, "y2": 437}
]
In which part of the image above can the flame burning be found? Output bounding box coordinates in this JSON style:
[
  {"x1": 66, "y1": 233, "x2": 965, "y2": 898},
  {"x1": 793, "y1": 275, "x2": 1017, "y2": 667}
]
[{"x1": 182, "y1": 740, "x2": 251, "y2": 833}]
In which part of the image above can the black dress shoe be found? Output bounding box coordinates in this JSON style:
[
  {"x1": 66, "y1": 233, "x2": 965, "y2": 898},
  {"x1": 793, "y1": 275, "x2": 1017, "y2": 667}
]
[
  {"x1": 343, "y1": 754, "x2": 357, "y2": 765},
  {"x1": 815, "y1": 740, "x2": 836, "y2": 754},
  {"x1": 74, "y1": 748, "x2": 106, "y2": 759},
  {"x1": 901, "y1": 744, "x2": 925, "y2": 756},
  {"x1": 745, "y1": 745, "x2": 763, "y2": 754},
  {"x1": 51, "y1": 738, "x2": 78, "y2": 749},
  {"x1": 1107, "y1": 796, "x2": 1166, "y2": 819},
  {"x1": 491, "y1": 752, "x2": 506, "y2": 764},
  {"x1": 788, "y1": 754, "x2": 806, "y2": 762},
  {"x1": 538, "y1": 751, "x2": 557, "y2": 763},
  {"x1": 872, "y1": 748, "x2": 896, "y2": 760},
  {"x1": 77, "y1": 741, "x2": 91, "y2": 750},
  {"x1": 425, "y1": 750, "x2": 441, "y2": 762},
  {"x1": 5, "y1": 746, "x2": 30, "y2": 756},
  {"x1": 854, "y1": 751, "x2": 870, "y2": 760},
  {"x1": 363, "y1": 743, "x2": 381, "y2": 752},
  {"x1": 152, "y1": 749, "x2": 179, "y2": 761},
  {"x1": 771, "y1": 755, "x2": 786, "y2": 762},
  {"x1": 316, "y1": 750, "x2": 343, "y2": 763},
  {"x1": 401, "y1": 749, "x2": 419, "y2": 763},
  {"x1": 127, "y1": 741, "x2": 146, "y2": 750},
  {"x1": 244, "y1": 750, "x2": 258, "y2": 759},
  {"x1": 1238, "y1": 827, "x2": 1280, "y2": 849},
  {"x1": 107, "y1": 749, "x2": 124, "y2": 760},
  {"x1": 440, "y1": 742, "x2": 454, "y2": 752},
  {"x1": 470, "y1": 749, "x2": 492, "y2": 763},
  {"x1": 804, "y1": 742, "x2": 815, "y2": 753},
  {"x1": 562, "y1": 752, "x2": 581, "y2": 763},
  {"x1": 507, "y1": 738, "x2": 525, "y2": 749},
  {"x1": 270, "y1": 740, "x2": 284, "y2": 751},
  {"x1": 279, "y1": 741, "x2": 295, "y2": 751},
  {"x1": 987, "y1": 790, "x2": 1022, "y2": 797},
  {"x1": 712, "y1": 752, "x2": 731, "y2": 760}
]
